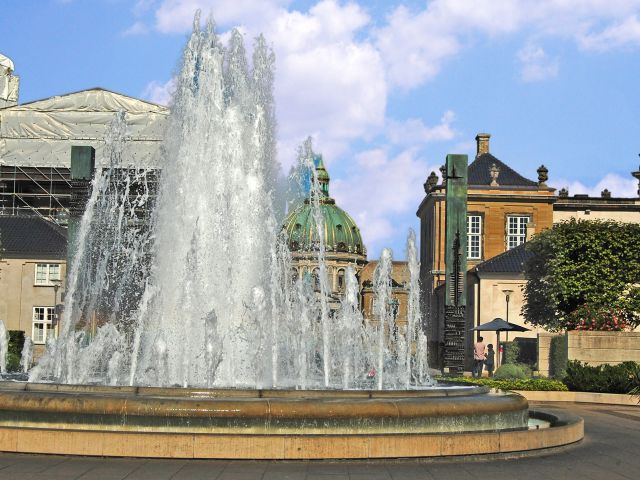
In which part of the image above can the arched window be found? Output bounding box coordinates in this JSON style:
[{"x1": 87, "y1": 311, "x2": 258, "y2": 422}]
[
  {"x1": 337, "y1": 269, "x2": 345, "y2": 292},
  {"x1": 312, "y1": 268, "x2": 320, "y2": 291}
]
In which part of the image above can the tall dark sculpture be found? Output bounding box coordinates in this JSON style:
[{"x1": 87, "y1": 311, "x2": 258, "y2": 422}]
[
  {"x1": 443, "y1": 154, "x2": 468, "y2": 375},
  {"x1": 68, "y1": 146, "x2": 95, "y2": 271}
]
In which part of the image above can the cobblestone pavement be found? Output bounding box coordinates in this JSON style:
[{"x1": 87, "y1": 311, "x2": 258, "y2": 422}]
[{"x1": 0, "y1": 402, "x2": 637, "y2": 480}]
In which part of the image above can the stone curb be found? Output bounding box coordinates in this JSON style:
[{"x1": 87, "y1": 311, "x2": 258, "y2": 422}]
[
  {"x1": 514, "y1": 390, "x2": 639, "y2": 406},
  {"x1": 0, "y1": 409, "x2": 584, "y2": 459}
]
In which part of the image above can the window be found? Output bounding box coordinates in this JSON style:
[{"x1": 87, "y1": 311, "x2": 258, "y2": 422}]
[
  {"x1": 506, "y1": 216, "x2": 530, "y2": 249},
  {"x1": 467, "y1": 215, "x2": 482, "y2": 259},
  {"x1": 312, "y1": 268, "x2": 320, "y2": 291},
  {"x1": 32, "y1": 307, "x2": 56, "y2": 344},
  {"x1": 35, "y1": 263, "x2": 61, "y2": 285},
  {"x1": 337, "y1": 269, "x2": 345, "y2": 292}
]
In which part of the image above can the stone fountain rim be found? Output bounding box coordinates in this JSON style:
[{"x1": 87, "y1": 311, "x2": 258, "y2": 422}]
[{"x1": 0, "y1": 380, "x2": 490, "y2": 398}]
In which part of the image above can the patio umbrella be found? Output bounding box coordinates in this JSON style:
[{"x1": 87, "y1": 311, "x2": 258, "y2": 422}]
[
  {"x1": 471, "y1": 318, "x2": 530, "y2": 367},
  {"x1": 471, "y1": 317, "x2": 530, "y2": 333}
]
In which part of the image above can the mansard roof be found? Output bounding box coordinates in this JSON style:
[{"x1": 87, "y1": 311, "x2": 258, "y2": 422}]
[
  {"x1": 0, "y1": 216, "x2": 67, "y2": 259},
  {"x1": 468, "y1": 153, "x2": 538, "y2": 187}
]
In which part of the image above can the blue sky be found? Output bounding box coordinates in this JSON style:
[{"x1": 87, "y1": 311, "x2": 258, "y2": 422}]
[{"x1": 2, "y1": 0, "x2": 640, "y2": 259}]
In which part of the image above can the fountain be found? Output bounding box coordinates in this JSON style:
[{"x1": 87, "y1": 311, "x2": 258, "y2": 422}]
[
  {"x1": 19, "y1": 337, "x2": 32, "y2": 374},
  {"x1": 0, "y1": 15, "x2": 582, "y2": 458}
]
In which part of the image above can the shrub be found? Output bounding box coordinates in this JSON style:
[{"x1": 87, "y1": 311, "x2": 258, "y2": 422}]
[
  {"x1": 549, "y1": 335, "x2": 568, "y2": 379},
  {"x1": 7, "y1": 330, "x2": 25, "y2": 373},
  {"x1": 436, "y1": 376, "x2": 568, "y2": 391},
  {"x1": 563, "y1": 361, "x2": 640, "y2": 393},
  {"x1": 494, "y1": 363, "x2": 528, "y2": 379},
  {"x1": 503, "y1": 341, "x2": 520, "y2": 365},
  {"x1": 6, "y1": 353, "x2": 20, "y2": 372}
]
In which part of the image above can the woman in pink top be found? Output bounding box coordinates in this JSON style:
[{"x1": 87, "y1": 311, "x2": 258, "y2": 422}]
[{"x1": 473, "y1": 337, "x2": 486, "y2": 378}]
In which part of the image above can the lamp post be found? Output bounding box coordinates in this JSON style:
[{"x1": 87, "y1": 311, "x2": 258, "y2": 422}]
[{"x1": 502, "y1": 289, "x2": 513, "y2": 341}]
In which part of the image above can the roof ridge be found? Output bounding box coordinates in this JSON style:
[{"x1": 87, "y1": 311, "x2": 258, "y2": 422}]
[{"x1": 9, "y1": 87, "x2": 170, "y2": 111}]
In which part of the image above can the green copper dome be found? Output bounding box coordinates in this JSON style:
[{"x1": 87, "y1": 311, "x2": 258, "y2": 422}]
[{"x1": 284, "y1": 156, "x2": 366, "y2": 257}]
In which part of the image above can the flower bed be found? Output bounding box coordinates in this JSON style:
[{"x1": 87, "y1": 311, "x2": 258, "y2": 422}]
[{"x1": 436, "y1": 376, "x2": 568, "y2": 391}]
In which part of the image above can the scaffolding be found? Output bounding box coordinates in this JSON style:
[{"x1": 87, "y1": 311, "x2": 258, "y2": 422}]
[
  {"x1": 0, "y1": 165, "x2": 159, "y2": 224},
  {"x1": 0, "y1": 165, "x2": 72, "y2": 223}
]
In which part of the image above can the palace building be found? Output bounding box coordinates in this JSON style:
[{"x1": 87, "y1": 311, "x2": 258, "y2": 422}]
[{"x1": 418, "y1": 133, "x2": 640, "y2": 371}]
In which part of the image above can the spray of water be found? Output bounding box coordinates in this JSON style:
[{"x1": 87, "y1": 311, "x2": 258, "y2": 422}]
[
  {"x1": 30, "y1": 16, "x2": 431, "y2": 390},
  {"x1": 0, "y1": 321, "x2": 7, "y2": 374},
  {"x1": 20, "y1": 337, "x2": 33, "y2": 374}
]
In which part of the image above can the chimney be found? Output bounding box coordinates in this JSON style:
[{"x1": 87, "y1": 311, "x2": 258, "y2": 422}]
[{"x1": 476, "y1": 133, "x2": 490, "y2": 156}]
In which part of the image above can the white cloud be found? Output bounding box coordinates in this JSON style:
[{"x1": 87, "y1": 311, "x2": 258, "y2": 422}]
[
  {"x1": 374, "y1": 0, "x2": 640, "y2": 89},
  {"x1": 517, "y1": 43, "x2": 559, "y2": 82},
  {"x1": 142, "y1": 78, "x2": 176, "y2": 105},
  {"x1": 265, "y1": 2, "x2": 385, "y2": 167},
  {"x1": 579, "y1": 15, "x2": 640, "y2": 51},
  {"x1": 331, "y1": 148, "x2": 439, "y2": 247},
  {"x1": 386, "y1": 111, "x2": 457, "y2": 146},
  {"x1": 154, "y1": 0, "x2": 289, "y2": 33},
  {"x1": 122, "y1": 21, "x2": 150, "y2": 37},
  {"x1": 133, "y1": 0, "x2": 157, "y2": 16},
  {"x1": 551, "y1": 173, "x2": 638, "y2": 198},
  {"x1": 142, "y1": 1, "x2": 387, "y2": 171}
]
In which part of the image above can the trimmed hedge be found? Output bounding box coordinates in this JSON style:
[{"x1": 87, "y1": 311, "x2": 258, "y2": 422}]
[
  {"x1": 436, "y1": 376, "x2": 568, "y2": 391},
  {"x1": 494, "y1": 363, "x2": 531, "y2": 379},
  {"x1": 549, "y1": 335, "x2": 568, "y2": 379},
  {"x1": 563, "y1": 361, "x2": 640, "y2": 394}
]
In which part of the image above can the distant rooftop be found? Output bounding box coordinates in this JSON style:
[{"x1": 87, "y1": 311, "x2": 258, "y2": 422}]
[
  {"x1": 474, "y1": 243, "x2": 534, "y2": 274},
  {"x1": 468, "y1": 153, "x2": 538, "y2": 187},
  {"x1": 468, "y1": 133, "x2": 538, "y2": 188},
  {"x1": 0, "y1": 215, "x2": 67, "y2": 259}
]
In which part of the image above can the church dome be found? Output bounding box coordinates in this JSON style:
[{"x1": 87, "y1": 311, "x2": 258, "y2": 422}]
[{"x1": 284, "y1": 156, "x2": 366, "y2": 258}]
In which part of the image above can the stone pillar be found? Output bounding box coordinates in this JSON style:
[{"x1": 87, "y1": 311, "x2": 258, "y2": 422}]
[
  {"x1": 68, "y1": 146, "x2": 95, "y2": 273},
  {"x1": 443, "y1": 154, "x2": 468, "y2": 375}
]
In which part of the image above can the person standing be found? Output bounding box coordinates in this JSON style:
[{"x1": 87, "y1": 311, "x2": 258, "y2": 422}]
[
  {"x1": 485, "y1": 344, "x2": 495, "y2": 378},
  {"x1": 473, "y1": 336, "x2": 486, "y2": 378}
]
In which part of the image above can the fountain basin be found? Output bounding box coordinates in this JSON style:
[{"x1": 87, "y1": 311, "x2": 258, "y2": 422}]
[{"x1": 0, "y1": 382, "x2": 582, "y2": 459}]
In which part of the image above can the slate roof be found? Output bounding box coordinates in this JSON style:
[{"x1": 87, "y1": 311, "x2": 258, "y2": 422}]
[
  {"x1": 474, "y1": 243, "x2": 534, "y2": 274},
  {"x1": 0, "y1": 216, "x2": 67, "y2": 259},
  {"x1": 468, "y1": 153, "x2": 537, "y2": 187}
]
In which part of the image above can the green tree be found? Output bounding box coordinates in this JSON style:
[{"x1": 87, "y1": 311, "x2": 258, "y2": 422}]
[{"x1": 523, "y1": 219, "x2": 640, "y2": 332}]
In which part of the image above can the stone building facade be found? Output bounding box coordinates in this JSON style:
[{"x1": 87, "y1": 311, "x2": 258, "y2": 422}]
[
  {"x1": 0, "y1": 216, "x2": 67, "y2": 357},
  {"x1": 418, "y1": 133, "x2": 554, "y2": 367},
  {"x1": 419, "y1": 132, "x2": 640, "y2": 371}
]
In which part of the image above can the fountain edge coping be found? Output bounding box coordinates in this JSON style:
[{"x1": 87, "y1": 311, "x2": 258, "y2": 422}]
[{"x1": 0, "y1": 408, "x2": 582, "y2": 459}]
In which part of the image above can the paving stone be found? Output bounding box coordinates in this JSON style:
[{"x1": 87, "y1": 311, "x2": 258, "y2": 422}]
[
  {"x1": 305, "y1": 475, "x2": 349, "y2": 480},
  {"x1": 307, "y1": 462, "x2": 350, "y2": 475}
]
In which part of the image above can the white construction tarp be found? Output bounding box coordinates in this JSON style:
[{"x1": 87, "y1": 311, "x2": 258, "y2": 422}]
[{"x1": 0, "y1": 88, "x2": 169, "y2": 168}]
